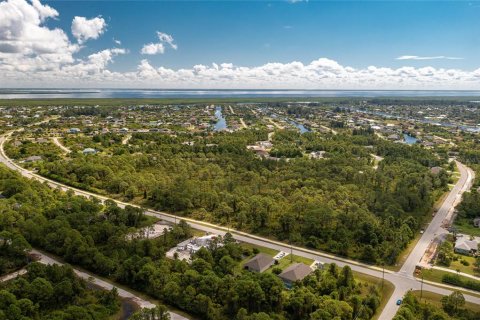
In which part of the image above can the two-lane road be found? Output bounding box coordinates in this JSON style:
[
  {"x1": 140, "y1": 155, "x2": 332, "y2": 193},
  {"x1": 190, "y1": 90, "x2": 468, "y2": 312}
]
[{"x1": 0, "y1": 131, "x2": 478, "y2": 319}]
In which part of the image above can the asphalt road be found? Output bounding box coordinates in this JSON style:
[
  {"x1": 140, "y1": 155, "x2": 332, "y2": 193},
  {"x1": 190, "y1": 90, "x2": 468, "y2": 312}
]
[
  {"x1": 29, "y1": 249, "x2": 189, "y2": 320},
  {"x1": 0, "y1": 130, "x2": 478, "y2": 319}
]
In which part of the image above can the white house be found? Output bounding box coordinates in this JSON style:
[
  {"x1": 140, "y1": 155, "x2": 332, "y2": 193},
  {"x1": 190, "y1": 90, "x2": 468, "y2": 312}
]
[
  {"x1": 82, "y1": 148, "x2": 97, "y2": 155},
  {"x1": 454, "y1": 235, "x2": 480, "y2": 256}
]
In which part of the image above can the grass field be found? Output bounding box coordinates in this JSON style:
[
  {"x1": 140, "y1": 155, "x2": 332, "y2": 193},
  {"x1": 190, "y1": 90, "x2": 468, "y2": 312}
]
[
  {"x1": 240, "y1": 242, "x2": 279, "y2": 257},
  {"x1": 448, "y1": 256, "x2": 479, "y2": 276},
  {"x1": 411, "y1": 290, "x2": 480, "y2": 313},
  {"x1": 268, "y1": 254, "x2": 315, "y2": 272},
  {"x1": 454, "y1": 218, "x2": 480, "y2": 237},
  {"x1": 420, "y1": 268, "x2": 480, "y2": 294}
]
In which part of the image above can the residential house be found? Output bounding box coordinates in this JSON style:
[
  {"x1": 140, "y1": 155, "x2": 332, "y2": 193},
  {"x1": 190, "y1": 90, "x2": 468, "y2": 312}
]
[
  {"x1": 69, "y1": 128, "x2": 81, "y2": 134},
  {"x1": 454, "y1": 235, "x2": 480, "y2": 256},
  {"x1": 24, "y1": 155, "x2": 42, "y2": 162},
  {"x1": 278, "y1": 263, "x2": 313, "y2": 287},
  {"x1": 473, "y1": 217, "x2": 480, "y2": 228},
  {"x1": 82, "y1": 148, "x2": 97, "y2": 155},
  {"x1": 244, "y1": 253, "x2": 275, "y2": 273},
  {"x1": 309, "y1": 151, "x2": 326, "y2": 159}
]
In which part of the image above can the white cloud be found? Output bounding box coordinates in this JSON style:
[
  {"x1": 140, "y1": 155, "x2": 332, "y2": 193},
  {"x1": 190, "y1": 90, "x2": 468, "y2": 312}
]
[
  {"x1": 0, "y1": 0, "x2": 79, "y2": 71},
  {"x1": 396, "y1": 55, "x2": 463, "y2": 60},
  {"x1": 140, "y1": 31, "x2": 177, "y2": 55},
  {"x1": 31, "y1": 0, "x2": 58, "y2": 21},
  {"x1": 4, "y1": 52, "x2": 480, "y2": 89},
  {"x1": 287, "y1": 0, "x2": 308, "y2": 3},
  {"x1": 157, "y1": 31, "x2": 177, "y2": 50},
  {"x1": 113, "y1": 38, "x2": 121, "y2": 45},
  {"x1": 0, "y1": 0, "x2": 124, "y2": 85},
  {"x1": 141, "y1": 43, "x2": 165, "y2": 55},
  {"x1": 71, "y1": 16, "x2": 106, "y2": 44},
  {"x1": 1, "y1": 1, "x2": 480, "y2": 90}
]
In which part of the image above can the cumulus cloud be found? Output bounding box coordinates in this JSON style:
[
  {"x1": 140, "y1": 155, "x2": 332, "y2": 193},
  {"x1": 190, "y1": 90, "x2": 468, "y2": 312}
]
[
  {"x1": 1, "y1": 0, "x2": 480, "y2": 89},
  {"x1": 71, "y1": 16, "x2": 106, "y2": 44},
  {"x1": 0, "y1": 0, "x2": 124, "y2": 85},
  {"x1": 396, "y1": 55, "x2": 463, "y2": 60},
  {"x1": 0, "y1": 0, "x2": 79, "y2": 71},
  {"x1": 141, "y1": 31, "x2": 177, "y2": 55},
  {"x1": 141, "y1": 43, "x2": 165, "y2": 55}
]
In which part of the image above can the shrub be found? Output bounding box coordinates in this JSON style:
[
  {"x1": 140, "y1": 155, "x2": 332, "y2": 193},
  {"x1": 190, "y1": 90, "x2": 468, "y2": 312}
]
[{"x1": 272, "y1": 267, "x2": 282, "y2": 275}]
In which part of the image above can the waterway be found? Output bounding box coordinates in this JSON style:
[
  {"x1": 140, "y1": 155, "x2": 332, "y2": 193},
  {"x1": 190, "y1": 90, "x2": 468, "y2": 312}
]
[
  {"x1": 403, "y1": 133, "x2": 418, "y2": 145},
  {"x1": 3, "y1": 89, "x2": 480, "y2": 99},
  {"x1": 287, "y1": 119, "x2": 310, "y2": 134},
  {"x1": 357, "y1": 109, "x2": 480, "y2": 133},
  {"x1": 214, "y1": 106, "x2": 227, "y2": 131}
]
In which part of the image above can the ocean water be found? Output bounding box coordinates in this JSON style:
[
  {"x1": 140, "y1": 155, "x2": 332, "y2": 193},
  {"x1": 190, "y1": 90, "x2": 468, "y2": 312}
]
[{"x1": 2, "y1": 89, "x2": 480, "y2": 99}]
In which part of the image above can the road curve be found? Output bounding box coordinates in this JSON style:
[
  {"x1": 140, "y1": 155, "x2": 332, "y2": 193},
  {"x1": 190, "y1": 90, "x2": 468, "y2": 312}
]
[{"x1": 0, "y1": 131, "x2": 479, "y2": 319}]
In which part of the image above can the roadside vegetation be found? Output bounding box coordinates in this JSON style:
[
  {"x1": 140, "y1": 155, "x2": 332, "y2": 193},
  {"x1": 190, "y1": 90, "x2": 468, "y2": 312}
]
[
  {"x1": 14, "y1": 114, "x2": 450, "y2": 267},
  {"x1": 0, "y1": 262, "x2": 120, "y2": 320},
  {"x1": 0, "y1": 165, "x2": 389, "y2": 319},
  {"x1": 394, "y1": 290, "x2": 480, "y2": 320}
]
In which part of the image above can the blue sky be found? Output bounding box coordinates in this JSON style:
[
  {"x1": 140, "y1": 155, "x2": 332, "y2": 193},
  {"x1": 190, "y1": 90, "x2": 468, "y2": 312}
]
[
  {"x1": 1, "y1": 0, "x2": 480, "y2": 89},
  {"x1": 44, "y1": 0, "x2": 478, "y2": 70}
]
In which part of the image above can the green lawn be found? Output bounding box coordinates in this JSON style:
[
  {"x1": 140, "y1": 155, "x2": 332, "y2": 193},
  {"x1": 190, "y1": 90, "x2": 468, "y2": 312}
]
[
  {"x1": 448, "y1": 255, "x2": 480, "y2": 276},
  {"x1": 420, "y1": 268, "x2": 480, "y2": 294},
  {"x1": 411, "y1": 290, "x2": 480, "y2": 313},
  {"x1": 454, "y1": 218, "x2": 480, "y2": 237},
  {"x1": 268, "y1": 254, "x2": 314, "y2": 273},
  {"x1": 240, "y1": 243, "x2": 279, "y2": 257}
]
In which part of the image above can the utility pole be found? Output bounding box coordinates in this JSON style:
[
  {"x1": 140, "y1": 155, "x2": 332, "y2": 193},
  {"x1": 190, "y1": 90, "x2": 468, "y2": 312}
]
[
  {"x1": 420, "y1": 272, "x2": 424, "y2": 301},
  {"x1": 289, "y1": 236, "x2": 293, "y2": 263},
  {"x1": 381, "y1": 263, "x2": 385, "y2": 291}
]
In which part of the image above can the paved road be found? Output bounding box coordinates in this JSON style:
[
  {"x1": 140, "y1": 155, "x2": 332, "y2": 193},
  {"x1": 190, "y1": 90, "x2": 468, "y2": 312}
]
[
  {"x1": 122, "y1": 134, "x2": 132, "y2": 145},
  {"x1": 29, "y1": 249, "x2": 156, "y2": 310},
  {"x1": 0, "y1": 253, "x2": 189, "y2": 318},
  {"x1": 52, "y1": 137, "x2": 72, "y2": 153},
  {"x1": 239, "y1": 118, "x2": 247, "y2": 129},
  {"x1": 0, "y1": 131, "x2": 479, "y2": 319},
  {"x1": 0, "y1": 268, "x2": 27, "y2": 283},
  {"x1": 400, "y1": 161, "x2": 474, "y2": 277},
  {"x1": 29, "y1": 249, "x2": 189, "y2": 320}
]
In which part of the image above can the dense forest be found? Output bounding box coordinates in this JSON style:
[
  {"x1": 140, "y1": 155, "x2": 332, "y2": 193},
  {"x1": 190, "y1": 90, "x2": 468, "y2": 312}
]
[
  {"x1": 393, "y1": 291, "x2": 480, "y2": 320},
  {"x1": 0, "y1": 263, "x2": 120, "y2": 320},
  {"x1": 0, "y1": 165, "x2": 384, "y2": 320},
  {"x1": 21, "y1": 127, "x2": 450, "y2": 265},
  {"x1": 457, "y1": 190, "x2": 480, "y2": 222}
]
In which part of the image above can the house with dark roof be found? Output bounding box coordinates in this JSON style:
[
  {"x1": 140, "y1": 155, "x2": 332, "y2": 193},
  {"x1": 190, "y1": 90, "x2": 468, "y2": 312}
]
[
  {"x1": 278, "y1": 263, "x2": 313, "y2": 287},
  {"x1": 244, "y1": 253, "x2": 274, "y2": 273}
]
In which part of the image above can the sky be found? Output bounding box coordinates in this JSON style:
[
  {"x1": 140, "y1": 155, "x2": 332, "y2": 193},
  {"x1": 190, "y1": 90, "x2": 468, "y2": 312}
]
[{"x1": 1, "y1": 0, "x2": 480, "y2": 89}]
